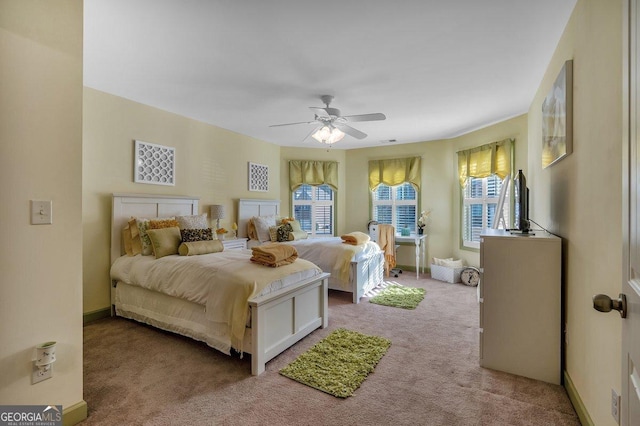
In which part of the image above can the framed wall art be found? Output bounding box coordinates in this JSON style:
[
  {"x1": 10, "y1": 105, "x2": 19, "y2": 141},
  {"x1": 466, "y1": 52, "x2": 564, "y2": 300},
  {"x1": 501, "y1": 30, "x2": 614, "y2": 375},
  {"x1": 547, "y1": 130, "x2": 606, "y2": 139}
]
[
  {"x1": 248, "y1": 162, "x2": 269, "y2": 192},
  {"x1": 134, "y1": 140, "x2": 176, "y2": 186},
  {"x1": 542, "y1": 59, "x2": 573, "y2": 168}
]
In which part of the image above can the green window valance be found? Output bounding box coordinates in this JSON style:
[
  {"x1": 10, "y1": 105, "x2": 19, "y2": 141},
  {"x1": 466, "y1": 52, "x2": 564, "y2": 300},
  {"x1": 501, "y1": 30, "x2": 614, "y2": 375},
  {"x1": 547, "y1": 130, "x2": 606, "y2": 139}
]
[
  {"x1": 368, "y1": 157, "x2": 421, "y2": 191},
  {"x1": 457, "y1": 138, "x2": 513, "y2": 187},
  {"x1": 289, "y1": 160, "x2": 338, "y2": 191}
]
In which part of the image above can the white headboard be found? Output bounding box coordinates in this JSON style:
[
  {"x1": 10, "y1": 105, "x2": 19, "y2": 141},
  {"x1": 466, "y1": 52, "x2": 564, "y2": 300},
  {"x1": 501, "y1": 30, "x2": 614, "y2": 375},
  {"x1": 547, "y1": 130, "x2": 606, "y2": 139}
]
[
  {"x1": 111, "y1": 193, "x2": 200, "y2": 264},
  {"x1": 237, "y1": 199, "x2": 280, "y2": 238}
]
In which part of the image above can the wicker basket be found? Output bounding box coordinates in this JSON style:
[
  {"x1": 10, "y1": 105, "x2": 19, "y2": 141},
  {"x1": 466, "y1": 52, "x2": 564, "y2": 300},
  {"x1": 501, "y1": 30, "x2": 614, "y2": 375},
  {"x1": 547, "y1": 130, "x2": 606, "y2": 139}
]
[{"x1": 430, "y1": 264, "x2": 465, "y2": 283}]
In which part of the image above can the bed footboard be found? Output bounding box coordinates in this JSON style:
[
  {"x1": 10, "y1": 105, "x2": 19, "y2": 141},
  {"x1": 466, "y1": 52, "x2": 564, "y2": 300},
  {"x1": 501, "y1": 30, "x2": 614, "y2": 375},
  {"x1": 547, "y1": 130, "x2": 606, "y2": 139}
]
[
  {"x1": 248, "y1": 272, "x2": 329, "y2": 375},
  {"x1": 345, "y1": 251, "x2": 384, "y2": 303}
]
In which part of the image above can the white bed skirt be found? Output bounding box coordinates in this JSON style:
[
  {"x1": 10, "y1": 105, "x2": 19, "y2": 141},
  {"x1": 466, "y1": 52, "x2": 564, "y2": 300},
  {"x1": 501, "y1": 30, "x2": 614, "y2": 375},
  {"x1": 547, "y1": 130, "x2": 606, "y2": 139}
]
[
  {"x1": 114, "y1": 281, "x2": 246, "y2": 355},
  {"x1": 113, "y1": 272, "x2": 330, "y2": 375}
]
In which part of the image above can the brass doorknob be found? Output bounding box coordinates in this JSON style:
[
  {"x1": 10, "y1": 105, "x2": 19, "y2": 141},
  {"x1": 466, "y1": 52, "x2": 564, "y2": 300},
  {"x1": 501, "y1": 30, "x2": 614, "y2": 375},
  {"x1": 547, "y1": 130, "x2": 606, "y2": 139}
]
[{"x1": 593, "y1": 293, "x2": 627, "y2": 318}]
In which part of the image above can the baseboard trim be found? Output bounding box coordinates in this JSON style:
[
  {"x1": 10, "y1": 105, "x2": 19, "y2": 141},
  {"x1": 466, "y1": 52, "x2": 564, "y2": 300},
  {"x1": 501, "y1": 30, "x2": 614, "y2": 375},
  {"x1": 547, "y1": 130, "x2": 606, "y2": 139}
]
[
  {"x1": 83, "y1": 308, "x2": 111, "y2": 325},
  {"x1": 564, "y1": 370, "x2": 594, "y2": 426},
  {"x1": 394, "y1": 264, "x2": 414, "y2": 272},
  {"x1": 63, "y1": 400, "x2": 87, "y2": 426},
  {"x1": 390, "y1": 265, "x2": 431, "y2": 274}
]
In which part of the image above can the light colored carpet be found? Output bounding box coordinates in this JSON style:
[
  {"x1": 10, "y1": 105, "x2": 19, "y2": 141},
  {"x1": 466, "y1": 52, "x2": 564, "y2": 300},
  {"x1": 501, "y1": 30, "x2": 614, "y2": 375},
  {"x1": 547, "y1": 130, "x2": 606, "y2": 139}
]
[
  {"x1": 81, "y1": 275, "x2": 580, "y2": 425},
  {"x1": 279, "y1": 328, "x2": 391, "y2": 398}
]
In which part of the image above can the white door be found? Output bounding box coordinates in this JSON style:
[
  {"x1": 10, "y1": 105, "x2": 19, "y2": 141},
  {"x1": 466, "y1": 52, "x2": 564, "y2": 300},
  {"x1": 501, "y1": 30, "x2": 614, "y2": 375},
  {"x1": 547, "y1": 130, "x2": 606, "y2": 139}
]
[{"x1": 623, "y1": 1, "x2": 640, "y2": 424}]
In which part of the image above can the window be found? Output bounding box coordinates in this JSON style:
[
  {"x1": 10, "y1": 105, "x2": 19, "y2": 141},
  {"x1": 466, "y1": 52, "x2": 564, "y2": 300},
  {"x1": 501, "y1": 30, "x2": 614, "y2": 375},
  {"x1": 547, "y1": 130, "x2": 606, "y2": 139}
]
[
  {"x1": 292, "y1": 184, "x2": 334, "y2": 237},
  {"x1": 371, "y1": 182, "x2": 417, "y2": 232},
  {"x1": 462, "y1": 174, "x2": 510, "y2": 249}
]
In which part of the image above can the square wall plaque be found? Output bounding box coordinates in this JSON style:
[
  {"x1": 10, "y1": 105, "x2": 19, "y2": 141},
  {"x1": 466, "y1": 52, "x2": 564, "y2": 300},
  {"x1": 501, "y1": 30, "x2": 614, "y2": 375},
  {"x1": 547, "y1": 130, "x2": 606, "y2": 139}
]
[
  {"x1": 248, "y1": 162, "x2": 269, "y2": 192},
  {"x1": 134, "y1": 140, "x2": 175, "y2": 186}
]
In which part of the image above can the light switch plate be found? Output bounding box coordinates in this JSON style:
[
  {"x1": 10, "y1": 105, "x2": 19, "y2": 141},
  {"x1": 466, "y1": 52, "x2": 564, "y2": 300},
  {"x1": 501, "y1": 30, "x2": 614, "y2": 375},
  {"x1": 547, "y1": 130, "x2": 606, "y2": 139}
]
[{"x1": 31, "y1": 200, "x2": 52, "y2": 225}]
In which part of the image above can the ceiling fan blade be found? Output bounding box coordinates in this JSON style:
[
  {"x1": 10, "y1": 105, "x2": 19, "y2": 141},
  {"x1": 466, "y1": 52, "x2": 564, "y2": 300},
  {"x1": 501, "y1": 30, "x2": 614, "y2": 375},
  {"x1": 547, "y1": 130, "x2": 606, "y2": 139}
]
[
  {"x1": 341, "y1": 113, "x2": 386, "y2": 122},
  {"x1": 309, "y1": 107, "x2": 341, "y2": 117},
  {"x1": 309, "y1": 107, "x2": 330, "y2": 117},
  {"x1": 334, "y1": 122, "x2": 367, "y2": 140},
  {"x1": 302, "y1": 125, "x2": 322, "y2": 142},
  {"x1": 269, "y1": 120, "x2": 316, "y2": 128}
]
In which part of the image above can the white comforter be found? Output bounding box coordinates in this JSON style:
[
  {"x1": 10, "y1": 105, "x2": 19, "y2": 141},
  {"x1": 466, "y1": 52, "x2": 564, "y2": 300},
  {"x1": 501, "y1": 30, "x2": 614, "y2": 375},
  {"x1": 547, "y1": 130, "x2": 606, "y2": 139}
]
[
  {"x1": 110, "y1": 250, "x2": 322, "y2": 351},
  {"x1": 253, "y1": 237, "x2": 381, "y2": 288}
]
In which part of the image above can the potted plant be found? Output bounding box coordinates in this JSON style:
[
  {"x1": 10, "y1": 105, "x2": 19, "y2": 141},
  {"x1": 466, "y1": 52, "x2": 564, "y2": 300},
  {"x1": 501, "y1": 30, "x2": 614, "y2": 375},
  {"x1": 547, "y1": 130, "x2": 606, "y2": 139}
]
[{"x1": 417, "y1": 210, "x2": 431, "y2": 235}]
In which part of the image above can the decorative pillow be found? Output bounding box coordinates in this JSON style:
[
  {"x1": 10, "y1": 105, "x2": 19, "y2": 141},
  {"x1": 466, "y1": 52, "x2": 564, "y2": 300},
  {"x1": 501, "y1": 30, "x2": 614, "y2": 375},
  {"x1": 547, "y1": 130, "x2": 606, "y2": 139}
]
[
  {"x1": 146, "y1": 227, "x2": 181, "y2": 259},
  {"x1": 122, "y1": 218, "x2": 143, "y2": 256},
  {"x1": 269, "y1": 225, "x2": 282, "y2": 242},
  {"x1": 122, "y1": 226, "x2": 133, "y2": 256},
  {"x1": 181, "y1": 228, "x2": 214, "y2": 242},
  {"x1": 149, "y1": 218, "x2": 180, "y2": 229},
  {"x1": 135, "y1": 218, "x2": 153, "y2": 255},
  {"x1": 247, "y1": 219, "x2": 259, "y2": 241},
  {"x1": 276, "y1": 223, "x2": 293, "y2": 242},
  {"x1": 288, "y1": 230, "x2": 308, "y2": 241},
  {"x1": 128, "y1": 218, "x2": 142, "y2": 254},
  {"x1": 287, "y1": 219, "x2": 303, "y2": 232},
  {"x1": 176, "y1": 214, "x2": 209, "y2": 230},
  {"x1": 135, "y1": 217, "x2": 175, "y2": 255},
  {"x1": 178, "y1": 240, "x2": 224, "y2": 256},
  {"x1": 253, "y1": 215, "x2": 277, "y2": 242}
]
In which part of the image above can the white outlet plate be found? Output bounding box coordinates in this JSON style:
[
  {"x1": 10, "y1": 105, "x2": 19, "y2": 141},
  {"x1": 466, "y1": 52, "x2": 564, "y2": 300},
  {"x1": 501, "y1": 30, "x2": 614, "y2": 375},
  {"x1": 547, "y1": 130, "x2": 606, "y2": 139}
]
[
  {"x1": 32, "y1": 363, "x2": 53, "y2": 384},
  {"x1": 611, "y1": 388, "x2": 620, "y2": 424}
]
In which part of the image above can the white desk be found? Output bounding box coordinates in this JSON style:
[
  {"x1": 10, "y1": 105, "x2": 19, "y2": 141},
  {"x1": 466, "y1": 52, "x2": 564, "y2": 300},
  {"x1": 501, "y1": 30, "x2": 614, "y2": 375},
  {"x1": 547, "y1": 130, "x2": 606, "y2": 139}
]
[{"x1": 395, "y1": 233, "x2": 427, "y2": 279}]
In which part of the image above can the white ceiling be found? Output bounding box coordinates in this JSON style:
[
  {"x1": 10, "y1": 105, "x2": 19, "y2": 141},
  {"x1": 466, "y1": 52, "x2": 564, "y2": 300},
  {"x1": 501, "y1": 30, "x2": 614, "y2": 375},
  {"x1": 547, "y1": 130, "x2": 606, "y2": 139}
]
[{"x1": 84, "y1": 0, "x2": 577, "y2": 150}]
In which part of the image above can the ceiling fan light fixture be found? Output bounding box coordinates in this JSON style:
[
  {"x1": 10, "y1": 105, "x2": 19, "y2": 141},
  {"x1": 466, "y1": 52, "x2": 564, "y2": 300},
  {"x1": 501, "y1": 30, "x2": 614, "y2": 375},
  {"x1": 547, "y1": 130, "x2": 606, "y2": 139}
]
[{"x1": 311, "y1": 125, "x2": 345, "y2": 145}]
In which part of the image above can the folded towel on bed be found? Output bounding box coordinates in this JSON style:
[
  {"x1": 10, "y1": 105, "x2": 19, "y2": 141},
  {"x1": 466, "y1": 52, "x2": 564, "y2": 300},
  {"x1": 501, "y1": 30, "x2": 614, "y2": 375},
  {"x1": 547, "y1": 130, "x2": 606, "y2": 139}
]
[
  {"x1": 251, "y1": 243, "x2": 298, "y2": 267},
  {"x1": 340, "y1": 231, "x2": 371, "y2": 245}
]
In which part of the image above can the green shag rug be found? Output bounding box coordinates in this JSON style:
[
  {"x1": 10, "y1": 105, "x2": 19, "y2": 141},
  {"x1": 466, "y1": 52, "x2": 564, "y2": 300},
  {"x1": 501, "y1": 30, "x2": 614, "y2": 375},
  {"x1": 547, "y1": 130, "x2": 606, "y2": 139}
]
[
  {"x1": 369, "y1": 284, "x2": 426, "y2": 309},
  {"x1": 279, "y1": 328, "x2": 391, "y2": 398}
]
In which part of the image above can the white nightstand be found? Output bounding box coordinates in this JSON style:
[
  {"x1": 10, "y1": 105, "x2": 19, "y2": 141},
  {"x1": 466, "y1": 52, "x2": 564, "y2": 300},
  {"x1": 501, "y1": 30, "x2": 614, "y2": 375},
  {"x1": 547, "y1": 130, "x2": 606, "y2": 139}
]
[{"x1": 221, "y1": 238, "x2": 248, "y2": 251}]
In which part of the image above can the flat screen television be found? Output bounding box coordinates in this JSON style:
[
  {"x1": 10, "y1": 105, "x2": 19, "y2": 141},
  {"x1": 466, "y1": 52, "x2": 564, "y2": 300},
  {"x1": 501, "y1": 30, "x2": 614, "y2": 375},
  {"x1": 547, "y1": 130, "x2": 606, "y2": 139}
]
[{"x1": 514, "y1": 169, "x2": 531, "y2": 233}]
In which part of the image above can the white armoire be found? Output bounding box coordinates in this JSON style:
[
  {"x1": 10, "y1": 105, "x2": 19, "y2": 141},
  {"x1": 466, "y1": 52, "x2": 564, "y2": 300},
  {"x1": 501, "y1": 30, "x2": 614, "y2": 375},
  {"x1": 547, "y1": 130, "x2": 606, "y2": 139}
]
[{"x1": 479, "y1": 229, "x2": 562, "y2": 384}]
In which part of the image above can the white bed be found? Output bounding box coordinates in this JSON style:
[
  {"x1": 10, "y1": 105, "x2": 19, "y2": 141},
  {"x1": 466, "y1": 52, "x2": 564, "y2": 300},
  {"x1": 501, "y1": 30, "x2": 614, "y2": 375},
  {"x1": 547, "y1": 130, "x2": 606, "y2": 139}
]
[
  {"x1": 238, "y1": 199, "x2": 384, "y2": 303},
  {"x1": 110, "y1": 193, "x2": 329, "y2": 375}
]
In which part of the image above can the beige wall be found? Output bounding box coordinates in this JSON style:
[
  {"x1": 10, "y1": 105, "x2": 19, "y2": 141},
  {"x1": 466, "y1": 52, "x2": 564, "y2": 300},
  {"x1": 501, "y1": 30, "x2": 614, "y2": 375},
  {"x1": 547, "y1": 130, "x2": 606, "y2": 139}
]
[
  {"x1": 83, "y1": 88, "x2": 282, "y2": 313},
  {"x1": 528, "y1": 0, "x2": 622, "y2": 424},
  {"x1": 0, "y1": 0, "x2": 84, "y2": 412}
]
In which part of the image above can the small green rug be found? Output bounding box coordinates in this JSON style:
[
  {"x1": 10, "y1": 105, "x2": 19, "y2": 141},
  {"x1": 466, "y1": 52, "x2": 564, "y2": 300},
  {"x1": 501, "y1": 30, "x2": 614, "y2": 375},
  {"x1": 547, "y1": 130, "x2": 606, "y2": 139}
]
[
  {"x1": 369, "y1": 284, "x2": 426, "y2": 309},
  {"x1": 279, "y1": 328, "x2": 391, "y2": 398}
]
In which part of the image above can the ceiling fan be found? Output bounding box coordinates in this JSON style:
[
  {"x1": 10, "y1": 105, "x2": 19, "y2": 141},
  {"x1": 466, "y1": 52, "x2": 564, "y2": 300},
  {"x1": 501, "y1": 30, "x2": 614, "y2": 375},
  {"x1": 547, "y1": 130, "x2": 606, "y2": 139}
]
[{"x1": 269, "y1": 95, "x2": 386, "y2": 144}]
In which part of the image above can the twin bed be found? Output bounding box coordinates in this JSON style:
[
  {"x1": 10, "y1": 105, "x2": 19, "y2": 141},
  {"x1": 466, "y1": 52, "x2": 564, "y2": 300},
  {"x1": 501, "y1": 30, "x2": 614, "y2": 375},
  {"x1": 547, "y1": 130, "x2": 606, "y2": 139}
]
[
  {"x1": 109, "y1": 194, "x2": 383, "y2": 375},
  {"x1": 237, "y1": 199, "x2": 384, "y2": 303},
  {"x1": 110, "y1": 194, "x2": 329, "y2": 375}
]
